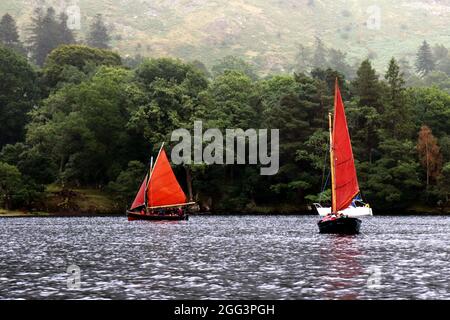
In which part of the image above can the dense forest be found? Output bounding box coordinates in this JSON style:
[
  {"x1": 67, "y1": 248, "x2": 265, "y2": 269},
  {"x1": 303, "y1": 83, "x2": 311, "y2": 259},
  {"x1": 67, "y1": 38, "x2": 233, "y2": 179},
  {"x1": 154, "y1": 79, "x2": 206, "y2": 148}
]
[{"x1": 0, "y1": 8, "x2": 449, "y2": 214}]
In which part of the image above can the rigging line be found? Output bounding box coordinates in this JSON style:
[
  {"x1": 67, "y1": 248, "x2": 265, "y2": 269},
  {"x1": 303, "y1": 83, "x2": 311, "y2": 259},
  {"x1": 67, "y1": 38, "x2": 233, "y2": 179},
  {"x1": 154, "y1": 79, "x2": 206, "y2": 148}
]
[
  {"x1": 318, "y1": 171, "x2": 330, "y2": 205},
  {"x1": 321, "y1": 171, "x2": 330, "y2": 193},
  {"x1": 319, "y1": 140, "x2": 330, "y2": 192},
  {"x1": 319, "y1": 139, "x2": 330, "y2": 204}
]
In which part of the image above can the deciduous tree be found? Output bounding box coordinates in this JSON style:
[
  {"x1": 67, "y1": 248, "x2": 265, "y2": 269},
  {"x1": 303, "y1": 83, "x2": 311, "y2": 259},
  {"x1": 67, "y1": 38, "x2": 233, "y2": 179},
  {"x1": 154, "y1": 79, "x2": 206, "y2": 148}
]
[{"x1": 417, "y1": 125, "x2": 443, "y2": 186}]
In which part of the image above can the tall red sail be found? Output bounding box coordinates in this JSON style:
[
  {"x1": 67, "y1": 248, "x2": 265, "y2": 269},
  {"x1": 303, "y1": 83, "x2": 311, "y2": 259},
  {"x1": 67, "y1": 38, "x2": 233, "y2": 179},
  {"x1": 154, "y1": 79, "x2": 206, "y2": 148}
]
[
  {"x1": 147, "y1": 149, "x2": 187, "y2": 207},
  {"x1": 332, "y1": 81, "x2": 360, "y2": 212},
  {"x1": 130, "y1": 175, "x2": 147, "y2": 210}
]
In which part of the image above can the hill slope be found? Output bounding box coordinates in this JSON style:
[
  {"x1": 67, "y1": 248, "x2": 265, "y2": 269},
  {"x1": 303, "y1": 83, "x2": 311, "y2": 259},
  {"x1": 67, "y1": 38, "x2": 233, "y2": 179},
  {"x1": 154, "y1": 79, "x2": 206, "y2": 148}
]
[{"x1": 2, "y1": 0, "x2": 450, "y2": 73}]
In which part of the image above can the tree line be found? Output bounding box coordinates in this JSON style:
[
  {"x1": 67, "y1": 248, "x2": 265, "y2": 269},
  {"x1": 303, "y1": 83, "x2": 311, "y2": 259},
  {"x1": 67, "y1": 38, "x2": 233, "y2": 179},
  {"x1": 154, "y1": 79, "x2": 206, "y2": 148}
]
[
  {"x1": 294, "y1": 38, "x2": 450, "y2": 91},
  {"x1": 0, "y1": 11, "x2": 449, "y2": 214},
  {"x1": 0, "y1": 8, "x2": 110, "y2": 66}
]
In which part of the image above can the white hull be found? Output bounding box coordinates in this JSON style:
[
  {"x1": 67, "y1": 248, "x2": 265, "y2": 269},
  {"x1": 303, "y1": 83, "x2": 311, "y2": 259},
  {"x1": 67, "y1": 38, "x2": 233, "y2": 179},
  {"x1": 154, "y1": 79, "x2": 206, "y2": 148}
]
[{"x1": 314, "y1": 205, "x2": 373, "y2": 217}]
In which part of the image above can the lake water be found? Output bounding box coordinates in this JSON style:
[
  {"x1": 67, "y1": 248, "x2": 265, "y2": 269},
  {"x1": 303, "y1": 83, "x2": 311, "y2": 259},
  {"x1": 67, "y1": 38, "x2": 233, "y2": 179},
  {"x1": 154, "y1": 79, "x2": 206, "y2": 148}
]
[{"x1": 0, "y1": 215, "x2": 449, "y2": 300}]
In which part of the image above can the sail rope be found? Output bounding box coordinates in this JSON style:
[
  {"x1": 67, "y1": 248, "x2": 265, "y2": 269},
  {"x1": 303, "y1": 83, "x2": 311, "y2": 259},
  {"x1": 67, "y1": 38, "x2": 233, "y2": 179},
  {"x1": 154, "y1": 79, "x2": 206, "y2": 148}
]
[
  {"x1": 319, "y1": 171, "x2": 330, "y2": 204},
  {"x1": 318, "y1": 140, "x2": 330, "y2": 205}
]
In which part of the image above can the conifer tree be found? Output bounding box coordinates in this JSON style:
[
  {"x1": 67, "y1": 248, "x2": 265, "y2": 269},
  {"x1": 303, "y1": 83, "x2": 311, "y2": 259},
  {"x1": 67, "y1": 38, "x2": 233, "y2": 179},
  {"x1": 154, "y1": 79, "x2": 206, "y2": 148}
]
[
  {"x1": 0, "y1": 13, "x2": 25, "y2": 54},
  {"x1": 415, "y1": 40, "x2": 435, "y2": 77},
  {"x1": 383, "y1": 57, "x2": 413, "y2": 139},
  {"x1": 312, "y1": 37, "x2": 327, "y2": 68},
  {"x1": 385, "y1": 58, "x2": 405, "y2": 101},
  {"x1": 58, "y1": 12, "x2": 76, "y2": 45},
  {"x1": 353, "y1": 59, "x2": 382, "y2": 110},
  {"x1": 349, "y1": 59, "x2": 384, "y2": 162},
  {"x1": 86, "y1": 14, "x2": 111, "y2": 49},
  {"x1": 27, "y1": 7, "x2": 59, "y2": 66},
  {"x1": 27, "y1": 7, "x2": 76, "y2": 66}
]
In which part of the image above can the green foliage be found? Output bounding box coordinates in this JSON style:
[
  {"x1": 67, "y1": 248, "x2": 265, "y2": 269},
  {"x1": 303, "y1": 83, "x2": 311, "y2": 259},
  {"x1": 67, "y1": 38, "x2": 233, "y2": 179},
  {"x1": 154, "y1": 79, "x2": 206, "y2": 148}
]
[
  {"x1": 0, "y1": 161, "x2": 42, "y2": 210},
  {"x1": 296, "y1": 130, "x2": 329, "y2": 171},
  {"x1": 381, "y1": 58, "x2": 414, "y2": 140},
  {"x1": 207, "y1": 70, "x2": 259, "y2": 129},
  {"x1": 352, "y1": 59, "x2": 382, "y2": 111},
  {"x1": 0, "y1": 46, "x2": 39, "y2": 148},
  {"x1": 135, "y1": 57, "x2": 201, "y2": 86},
  {"x1": 26, "y1": 66, "x2": 142, "y2": 186},
  {"x1": 190, "y1": 60, "x2": 212, "y2": 78},
  {"x1": 409, "y1": 86, "x2": 450, "y2": 137},
  {"x1": 0, "y1": 13, "x2": 25, "y2": 55},
  {"x1": 108, "y1": 160, "x2": 146, "y2": 208},
  {"x1": 0, "y1": 162, "x2": 22, "y2": 209},
  {"x1": 123, "y1": 54, "x2": 145, "y2": 69},
  {"x1": 131, "y1": 57, "x2": 209, "y2": 146},
  {"x1": 129, "y1": 57, "x2": 210, "y2": 202},
  {"x1": 435, "y1": 162, "x2": 450, "y2": 209},
  {"x1": 416, "y1": 40, "x2": 435, "y2": 77},
  {"x1": 0, "y1": 143, "x2": 57, "y2": 184},
  {"x1": 27, "y1": 7, "x2": 77, "y2": 66},
  {"x1": 211, "y1": 56, "x2": 258, "y2": 80},
  {"x1": 0, "y1": 38, "x2": 449, "y2": 213},
  {"x1": 327, "y1": 48, "x2": 354, "y2": 79},
  {"x1": 423, "y1": 72, "x2": 450, "y2": 93},
  {"x1": 305, "y1": 189, "x2": 331, "y2": 204},
  {"x1": 362, "y1": 139, "x2": 421, "y2": 209},
  {"x1": 259, "y1": 73, "x2": 328, "y2": 204},
  {"x1": 43, "y1": 45, "x2": 122, "y2": 89}
]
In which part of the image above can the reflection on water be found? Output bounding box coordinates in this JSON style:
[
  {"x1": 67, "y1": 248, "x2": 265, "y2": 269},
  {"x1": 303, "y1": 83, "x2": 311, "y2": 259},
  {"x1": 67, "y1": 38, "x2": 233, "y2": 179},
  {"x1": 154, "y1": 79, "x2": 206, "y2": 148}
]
[
  {"x1": 320, "y1": 236, "x2": 364, "y2": 300},
  {"x1": 0, "y1": 215, "x2": 449, "y2": 299}
]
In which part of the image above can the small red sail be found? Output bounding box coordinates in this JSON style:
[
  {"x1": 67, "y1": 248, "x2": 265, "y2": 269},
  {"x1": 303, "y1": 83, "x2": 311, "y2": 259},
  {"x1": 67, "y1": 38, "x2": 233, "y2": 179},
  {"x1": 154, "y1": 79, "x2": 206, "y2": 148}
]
[
  {"x1": 147, "y1": 149, "x2": 187, "y2": 207},
  {"x1": 130, "y1": 175, "x2": 147, "y2": 210},
  {"x1": 332, "y1": 81, "x2": 360, "y2": 212}
]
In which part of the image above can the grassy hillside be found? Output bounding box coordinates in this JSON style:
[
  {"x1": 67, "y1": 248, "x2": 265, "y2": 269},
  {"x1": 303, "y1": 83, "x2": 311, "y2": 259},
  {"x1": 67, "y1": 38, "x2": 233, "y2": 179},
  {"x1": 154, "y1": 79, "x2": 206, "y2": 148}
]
[{"x1": 1, "y1": 0, "x2": 450, "y2": 73}]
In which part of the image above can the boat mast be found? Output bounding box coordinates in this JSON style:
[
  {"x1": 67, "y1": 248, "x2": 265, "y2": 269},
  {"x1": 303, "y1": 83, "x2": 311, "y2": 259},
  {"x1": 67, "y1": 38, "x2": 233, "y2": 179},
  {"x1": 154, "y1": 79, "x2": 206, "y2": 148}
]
[
  {"x1": 329, "y1": 111, "x2": 337, "y2": 214},
  {"x1": 145, "y1": 142, "x2": 165, "y2": 210},
  {"x1": 144, "y1": 156, "x2": 153, "y2": 208}
]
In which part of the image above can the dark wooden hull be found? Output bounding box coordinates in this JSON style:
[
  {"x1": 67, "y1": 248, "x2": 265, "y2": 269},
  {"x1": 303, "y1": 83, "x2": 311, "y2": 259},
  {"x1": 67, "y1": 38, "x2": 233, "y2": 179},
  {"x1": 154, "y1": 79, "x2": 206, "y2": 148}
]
[
  {"x1": 318, "y1": 216, "x2": 361, "y2": 234},
  {"x1": 127, "y1": 211, "x2": 189, "y2": 221}
]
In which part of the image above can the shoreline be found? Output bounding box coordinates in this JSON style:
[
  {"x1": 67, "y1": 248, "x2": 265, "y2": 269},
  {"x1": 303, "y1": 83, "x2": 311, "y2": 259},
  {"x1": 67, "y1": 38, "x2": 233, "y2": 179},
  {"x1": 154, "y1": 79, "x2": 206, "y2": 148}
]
[
  {"x1": 3, "y1": 187, "x2": 447, "y2": 218},
  {"x1": 1, "y1": 209, "x2": 449, "y2": 218}
]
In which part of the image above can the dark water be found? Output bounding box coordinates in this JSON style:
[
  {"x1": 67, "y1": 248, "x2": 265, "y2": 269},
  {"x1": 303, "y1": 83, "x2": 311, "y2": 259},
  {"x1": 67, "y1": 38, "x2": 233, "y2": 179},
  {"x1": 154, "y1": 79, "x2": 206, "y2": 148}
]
[{"x1": 0, "y1": 215, "x2": 449, "y2": 300}]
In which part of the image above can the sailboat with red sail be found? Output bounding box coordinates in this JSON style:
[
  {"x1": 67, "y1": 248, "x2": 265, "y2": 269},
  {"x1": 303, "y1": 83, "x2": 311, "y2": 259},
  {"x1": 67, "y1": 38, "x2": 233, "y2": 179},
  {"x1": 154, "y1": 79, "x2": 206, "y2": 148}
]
[
  {"x1": 317, "y1": 80, "x2": 365, "y2": 234},
  {"x1": 127, "y1": 143, "x2": 195, "y2": 221}
]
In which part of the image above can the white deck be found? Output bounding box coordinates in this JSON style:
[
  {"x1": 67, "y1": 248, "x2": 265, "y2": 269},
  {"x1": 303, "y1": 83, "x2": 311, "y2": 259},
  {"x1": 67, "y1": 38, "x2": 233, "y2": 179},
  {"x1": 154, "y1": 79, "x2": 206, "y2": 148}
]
[{"x1": 314, "y1": 203, "x2": 373, "y2": 217}]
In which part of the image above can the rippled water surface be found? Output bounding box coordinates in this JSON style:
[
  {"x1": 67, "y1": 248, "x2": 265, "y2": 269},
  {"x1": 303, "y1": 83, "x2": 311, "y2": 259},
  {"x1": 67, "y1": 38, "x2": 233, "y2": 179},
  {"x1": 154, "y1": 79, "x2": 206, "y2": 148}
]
[{"x1": 0, "y1": 215, "x2": 449, "y2": 299}]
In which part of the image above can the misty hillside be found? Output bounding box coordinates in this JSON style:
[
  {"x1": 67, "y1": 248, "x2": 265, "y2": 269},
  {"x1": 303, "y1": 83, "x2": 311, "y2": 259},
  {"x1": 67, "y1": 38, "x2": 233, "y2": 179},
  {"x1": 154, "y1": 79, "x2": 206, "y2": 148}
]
[{"x1": 1, "y1": 0, "x2": 450, "y2": 73}]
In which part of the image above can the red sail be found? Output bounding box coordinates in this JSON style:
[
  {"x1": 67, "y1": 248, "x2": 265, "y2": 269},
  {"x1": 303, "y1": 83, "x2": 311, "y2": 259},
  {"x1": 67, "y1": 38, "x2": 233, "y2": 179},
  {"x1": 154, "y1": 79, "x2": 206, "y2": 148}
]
[
  {"x1": 130, "y1": 175, "x2": 147, "y2": 210},
  {"x1": 147, "y1": 149, "x2": 187, "y2": 207},
  {"x1": 332, "y1": 81, "x2": 360, "y2": 212}
]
